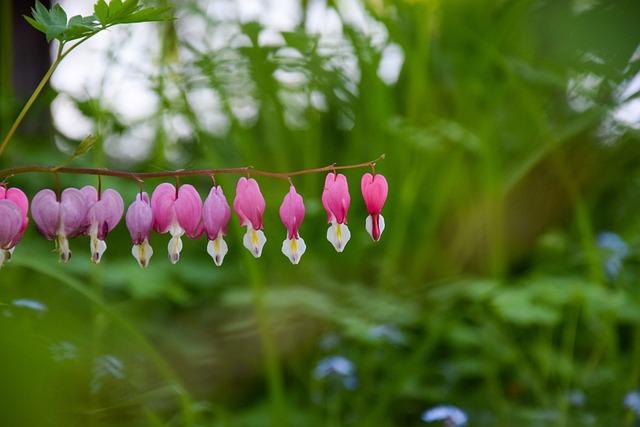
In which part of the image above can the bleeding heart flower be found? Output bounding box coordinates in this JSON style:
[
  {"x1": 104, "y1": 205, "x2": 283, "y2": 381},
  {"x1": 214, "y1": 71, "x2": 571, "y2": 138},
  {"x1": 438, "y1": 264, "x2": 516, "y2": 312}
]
[
  {"x1": 80, "y1": 186, "x2": 124, "y2": 263},
  {"x1": 31, "y1": 188, "x2": 88, "y2": 262},
  {"x1": 322, "y1": 173, "x2": 351, "y2": 252},
  {"x1": 361, "y1": 173, "x2": 388, "y2": 241},
  {"x1": 233, "y1": 177, "x2": 266, "y2": 257},
  {"x1": 151, "y1": 183, "x2": 203, "y2": 264},
  {"x1": 126, "y1": 192, "x2": 154, "y2": 268},
  {"x1": 0, "y1": 186, "x2": 29, "y2": 267},
  {"x1": 279, "y1": 185, "x2": 306, "y2": 264},
  {"x1": 203, "y1": 185, "x2": 231, "y2": 266}
]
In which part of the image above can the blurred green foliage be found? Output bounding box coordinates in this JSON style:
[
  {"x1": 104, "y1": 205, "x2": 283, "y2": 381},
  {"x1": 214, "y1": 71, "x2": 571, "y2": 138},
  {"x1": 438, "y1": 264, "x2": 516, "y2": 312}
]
[{"x1": 1, "y1": 0, "x2": 640, "y2": 426}]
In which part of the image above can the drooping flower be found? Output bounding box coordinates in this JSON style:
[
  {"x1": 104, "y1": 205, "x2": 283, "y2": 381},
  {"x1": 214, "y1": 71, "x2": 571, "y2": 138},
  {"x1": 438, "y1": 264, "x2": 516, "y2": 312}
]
[
  {"x1": 31, "y1": 188, "x2": 88, "y2": 262},
  {"x1": 80, "y1": 186, "x2": 124, "y2": 263},
  {"x1": 125, "y1": 192, "x2": 154, "y2": 268},
  {"x1": 0, "y1": 186, "x2": 29, "y2": 267},
  {"x1": 203, "y1": 185, "x2": 231, "y2": 266},
  {"x1": 421, "y1": 405, "x2": 468, "y2": 426},
  {"x1": 279, "y1": 185, "x2": 306, "y2": 264},
  {"x1": 322, "y1": 173, "x2": 351, "y2": 252},
  {"x1": 361, "y1": 173, "x2": 388, "y2": 241},
  {"x1": 233, "y1": 177, "x2": 266, "y2": 257},
  {"x1": 151, "y1": 183, "x2": 203, "y2": 264}
]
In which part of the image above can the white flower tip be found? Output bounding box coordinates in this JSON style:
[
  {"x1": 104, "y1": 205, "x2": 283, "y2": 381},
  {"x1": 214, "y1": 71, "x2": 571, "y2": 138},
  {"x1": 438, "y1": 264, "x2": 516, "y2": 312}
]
[
  {"x1": 57, "y1": 235, "x2": 71, "y2": 263},
  {"x1": 243, "y1": 228, "x2": 266, "y2": 258},
  {"x1": 132, "y1": 239, "x2": 153, "y2": 268},
  {"x1": 90, "y1": 236, "x2": 107, "y2": 264},
  {"x1": 365, "y1": 214, "x2": 385, "y2": 241},
  {"x1": 168, "y1": 235, "x2": 183, "y2": 264},
  {"x1": 327, "y1": 222, "x2": 350, "y2": 252},
  {"x1": 207, "y1": 235, "x2": 228, "y2": 267},
  {"x1": 1, "y1": 248, "x2": 14, "y2": 267},
  {"x1": 282, "y1": 236, "x2": 306, "y2": 264}
]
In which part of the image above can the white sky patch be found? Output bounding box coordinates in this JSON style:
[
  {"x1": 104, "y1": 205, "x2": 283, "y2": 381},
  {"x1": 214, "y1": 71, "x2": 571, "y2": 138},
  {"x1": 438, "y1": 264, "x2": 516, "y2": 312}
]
[
  {"x1": 187, "y1": 87, "x2": 230, "y2": 136},
  {"x1": 337, "y1": 0, "x2": 388, "y2": 48},
  {"x1": 613, "y1": 98, "x2": 640, "y2": 129},
  {"x1": 306, "y1": 0, "x2": 344, "y2": 43},
  {"x1": 51, "y1": 94, "x2": 93, "y2": 140},
  {"x1": 259, "y1": 28, "x2": 286, "y2": 47},
  {"x1": 378, "y1": 43, "x2": 404, "y2": 85}
]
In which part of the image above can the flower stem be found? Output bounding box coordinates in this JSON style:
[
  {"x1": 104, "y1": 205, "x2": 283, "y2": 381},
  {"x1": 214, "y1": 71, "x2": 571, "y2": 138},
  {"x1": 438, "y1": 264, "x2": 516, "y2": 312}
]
[
  {"x1": 0, "y1": 154, "x2": 386, "y2": 182},
  {"x1": 0, "y1": 32, "x2": 102, "y2": 159},
  {"x1": 0, "y1": 44, "x2": 63, "y2": 157}
]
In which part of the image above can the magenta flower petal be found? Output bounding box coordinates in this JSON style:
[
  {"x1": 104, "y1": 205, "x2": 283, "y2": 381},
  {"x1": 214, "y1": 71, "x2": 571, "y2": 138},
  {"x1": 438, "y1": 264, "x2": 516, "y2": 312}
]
[
  {"x1": 233, "y1": 177, "x2": 266, "y2": 230},
  {"x1": 174, "y1": 184, "x2": 203, "y2": 239},
  {"x1": 31, "y1": 187, "x2": 88, "y2": 262},
  {"x1": 84, "y1": 187, "x2": 124, "y2": 239},
  {"x1": 31, "y1": 189, "x2": 61, "y2": 239},
  {"x1": 203, "y1": 186, "x2": 231, "y2": 240},
  {"x1": 203, "y1": 186, "x2": 231, "y2": 266},
  {"x1": 279, "y1": 185, "x2": 305, "y2": 239},
  {"x1": 279, "y1": 185, "x2": 306, "y2": 264},
  {"x1": 0, "y1": 187, "x2": 29, "y2": 244},
  {"x1": 151, "y1": 183, "x2": 178, "y2": 234},
  {"x1": 151, "y1": 183, "x2": 202, "y2": 264},
  {"x1": 126, "y1": 192, "x2": 154, "y2": 268},
  {"x1": 60, "y1": 188, "x2": 91, "y2": 238},
  {"x1": 322, "y1": 173, "x2": 350, "y2": 224},
  {"x1": 0, "y1": 200, "x2": 23, "y2": 249},
  {"x1": 360, "y1": 173, "x2": 388, "y2": 241},
  {"x1": 126, "y1": 192, "x2": 154, "y2": 244}
]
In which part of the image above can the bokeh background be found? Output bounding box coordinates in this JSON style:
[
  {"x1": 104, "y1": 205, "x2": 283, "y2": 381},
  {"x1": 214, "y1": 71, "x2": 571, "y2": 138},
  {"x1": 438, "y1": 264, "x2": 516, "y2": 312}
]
[{"x1": 1, "y1": 0, "x2": 640, "y2": 426}]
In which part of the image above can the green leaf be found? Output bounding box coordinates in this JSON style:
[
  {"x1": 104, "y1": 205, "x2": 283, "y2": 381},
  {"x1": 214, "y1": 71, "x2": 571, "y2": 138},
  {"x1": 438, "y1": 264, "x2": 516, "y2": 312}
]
[
  {"x1": 73, "y1": 134, "x2": 96, "y2": 156},
  {"x1": 117, "y1": 6, "x2": 172, "y2": 23},
  {"x1": 109, "y1": 0, "x2": 123, "y2": 17},
  {"x1": 94, "y1": 0, "x2": 109, "y2": 24},
  {"x1": 28, "y1": 1, "x2": 68, "y2": 41},
  {"x1": 23, "y1": 15, "x2": 45, "y2": 33},
  {"x1": 64, "y1": 14, "x2": 99, "y2": 41}
]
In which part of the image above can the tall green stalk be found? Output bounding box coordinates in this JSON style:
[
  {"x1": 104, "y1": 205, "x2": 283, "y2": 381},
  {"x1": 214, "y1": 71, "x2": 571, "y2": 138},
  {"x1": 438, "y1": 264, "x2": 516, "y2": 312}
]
[{"x1": 243, "y1": 254, "x2": 288, "y2": 426}]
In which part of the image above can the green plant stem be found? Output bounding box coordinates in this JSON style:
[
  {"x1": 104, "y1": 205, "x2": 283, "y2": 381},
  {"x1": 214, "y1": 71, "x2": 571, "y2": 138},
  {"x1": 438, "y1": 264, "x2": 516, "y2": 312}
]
[
  {"x1": 0, "y1": 46, "x2": 62, "y2": 158},
  {"x1": 244, "y1": 255, "x2": 288, "y2": 426},
  {"x1": 0, "y1": 32, "x2": 101, "y2": 159}
]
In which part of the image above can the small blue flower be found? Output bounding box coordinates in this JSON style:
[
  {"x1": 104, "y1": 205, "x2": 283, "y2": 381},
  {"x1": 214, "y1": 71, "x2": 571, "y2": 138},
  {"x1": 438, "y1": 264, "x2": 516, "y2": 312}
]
[
  {"x1": 421, "y1": 405, "x2": 468, "y2": 426},
  {"x1": 314, "y1": 355, "x2": 357, "y2": 390},
  {"x1": 624, "y1": 390, "x2": 640, "y2": 415},
  {"x1": 12, "y1": 298, "x2": 47, "y2": 312},
  {"x1": 368, "y1": 324, "x2": 407, "y2": 346},
  {"x1": 597, "y1": 231, "x2": 629, "y2": 278}
]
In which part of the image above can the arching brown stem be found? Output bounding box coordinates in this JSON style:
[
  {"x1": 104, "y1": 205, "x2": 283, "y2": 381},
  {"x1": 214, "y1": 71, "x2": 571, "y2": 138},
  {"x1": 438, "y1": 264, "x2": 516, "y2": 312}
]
[{"x1": 0, "y1": 154, "x2": 386, "y2": 182}]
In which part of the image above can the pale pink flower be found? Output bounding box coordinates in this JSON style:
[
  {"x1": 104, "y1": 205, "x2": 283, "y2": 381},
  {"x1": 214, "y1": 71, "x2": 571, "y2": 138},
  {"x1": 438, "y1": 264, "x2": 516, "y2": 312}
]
[
  {"x1": 125, "y1": 192, "x2": 154, "y2": 268},
  {"x1": 31, "y1": 188, "x2": 88, "y2": 262},
  {"x1": 279, "y1": 185, "x2": 306, "y2": 264},
  {"x1": 203, "y1": 185, "x2": 231, "y2": 266},
  {"x1": 0, "y1": 186, "x2": 29, "y2": 267},
  {"x1": 360, "y1": 173, "x2": 388, "y2": 241},
  {"x1": 233, "y1": 177, "x2": 266, "y2": 257},
  {"x1": 151, "y1": 183, "x2": 203, "y2": 264},
  {"x1": 322, "y1": 173, "x2": 351, "y2": 252},
  {"x1": 80, "y1": 186, "x2": 124, "y2": 263}
]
